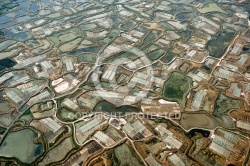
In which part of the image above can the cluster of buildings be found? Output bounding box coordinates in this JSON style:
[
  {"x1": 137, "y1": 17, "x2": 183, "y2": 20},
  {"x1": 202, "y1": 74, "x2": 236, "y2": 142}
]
[
  {"x1": 187, "y1": 69, "x2": 210, "y2": 86},
  {"x1": 27, "y1": 89, "x2": 53, "y2": 106},
  {"x1": 141, "y1": 99, "x2": 181, "y2": 118},
  {"x1": 208, "y1": 129, "x2": 249, "y2": 164},
  {"x1": 194, "y1": 16, "x2": 220, "y2": 35},
  {"x1": 30, "y1": 117, "x2": 65, "y2": 144},
  {"x1": 0, "y1": 70, "x2": 29, "y2": 87},
  {"x1": 61, "y1": 98, "x2": 79, "y2": 112},
  {"x1": 5, "y1": 80, "x2": 47, "y2": 108},
  {"x1": 155, "y1": 125, "x2": 183, "y2": 150},
  {"x1": 93, "y1": 125, "x2": 124, "y2": 147},
  {"x1": 122, "y1": 119, "x2": 152, "y2": 139},
  {"x1": 75, "y1": 116, "x2": 108, "y2": 145},
  {"x1": 213, "y1": 67, "x2": 242, "y2": 81},
  {"x1": 14, "y1": 53, "x2": 47, "y2": 69},
  {"x1": 31, "y1": 20, "x2": 72, "y2": 38},
  {"x1": 0, "y1": 0, "x2": 250, "y2": 165},
  {"x1": 132, "y1": 117, "x2": 193, "y2": 166},
  {"x1": 191, "y1": 89, "x2": 208, "y2": 110},
  {"x1": 76, "y1": 91, "x2": 102, "y2": 111},
  {"x1": 62, "y1": 141, "x2": 102, "y2": 166},
  {"x1": 52, "y1": 74, "x2": 80, "y2": 94},
  {"x1": 0, "y1": 72, "x2": 14, "y2": 85},
  {"x1": 230, "y1": 110, "x2": 250, "y2": 134}
]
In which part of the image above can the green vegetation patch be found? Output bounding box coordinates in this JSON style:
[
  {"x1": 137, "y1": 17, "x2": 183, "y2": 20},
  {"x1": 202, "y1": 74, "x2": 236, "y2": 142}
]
[
  {"x1": 0, "y1": 126, "x2": 5, "y2": 135},
  {"x1": 213, "y1": 93, "x2": 241, "y2": 116},
  {"x1": 78, "y1": 53, "x2": 96, "y2": 63},
  {"x1": 19, "y1": 109, "x2": 33, "y2": 125},
  {"x1": 188, "y1": 36, "x2": 206, "y2": 45},
  {"x1": 58, "y1": 33, "x2": 77, "y2": 42},
  {"x1": 0, "y1": 114, "x2": 13, "y2": 127},
  {"x1": 57, "y1": 108, "x2": 78, "y2": 122},
  {"x1": 59, "y1": 38, "x2": 82, "y2": 52},
  {"x1": 0, "y1": 100, "x2": 11, "y2": 114},
  {"x1": 176, "y1": 12, "x2": 195, "y2": 21},
  {"x1": 167, "y1": 0, "x2": 194, "y2": 4},
  {"x1": 80, "y1": 23, "x2": 97, "y2": 31},
  {"x1": 107, "y1": 28, "x2": 120, "y2": 39},
  {"x1": 179, "y1": 62, "x2": 190, "y2": 73},
  {"x1": 106, "y1": 51, "x2": 141, "y2": 64},
  {"x1": 38, "y1": 137, "x2": 75, "y2": 165},
  {"x1": 120, "y1": 20, "x2": 136, "y2": 31},
  {"x1": 69, "y1": 46, "x2": 101, "y2": 55},
  {"x1": 160, "y1": 53, "x2": 175, "y2": 63},
  {"x1": 140, "y1": 30, "x2": 160, "y2": 49},
  {"x1": 214, "y1": 114, "x2": 235, "y2": 129},
  {"x1": 159, "y1": 22, "x2": 175, "y2": 31},
  {"x1": 48, "y1": 29, "x2": 80, "y2": 47},
  {"x1": 114, "y1": 144, "x2": 144, "y2": 166},
  {"x1": 162, "y1": 72, "x2": 192, "y2": 106},
  {"x1": 207, "y1": 31, "x2": 235, "y2": 58},
  {"x1": 117, "y1": 74, "x2": 130, "y2": 85},
  {"x1": 147, "y1": 49, "x2": 166, "y2": 61},
  {"x1": 197, "y1": 3, "x2": 227, "y2": 14},
  {"x1": 93, "y1": 101, "x2": 140, "y2": 114},
  {"x1": 0, "y1": 0, "x2": 18, "y2": 15},
  {"x1": 195, "y1": 150, "x2": 223, "y2": 166}
]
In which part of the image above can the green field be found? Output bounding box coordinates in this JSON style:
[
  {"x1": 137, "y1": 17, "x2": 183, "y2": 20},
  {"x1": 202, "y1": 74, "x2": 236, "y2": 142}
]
[
  {"x1": 114, "y1": 144, "x2": 143, "y2": 166},
  {"x1": 49, "y1": 32, "x2": 77, "y2": 47},
  {"x1": 147, "y1": 49, "x2": 166, "y2": 61},
  {"x1": 160, "y1": 53, "x2": 175, "y2": 63},
  {"x1": 59, "y1": 38, "x2": 82, "y2": 52},
  {"x1": 57, "y1": 108, "x2": 78, "y2": 122},
  {"x1": 207, "y1": 31, "x2": 235, "y2": 58},
  {"x1": 140, "y1": 30, "x2": 159, "y2": 49},
  {"x1": 162, "y1": 72, "x2": 192, "y2": 106},
  {"x1": 120, "y1": 20, "x2": 135, "y2": 31},
  {"x1": 93, "y1": 101, "x2": 140, "y2": 114},
  {"x1": 78, "y1": 53, "x2": 96, "y2": 63},
  {"x1": 214, "y1": 114, "x2": 235, "y2": 129},
  {"x1": 213, "y1": 93, "x2": 241, "y2": 116},
  {"x1": 197, "y1": 3, "x2": 227, "y2": 14}
]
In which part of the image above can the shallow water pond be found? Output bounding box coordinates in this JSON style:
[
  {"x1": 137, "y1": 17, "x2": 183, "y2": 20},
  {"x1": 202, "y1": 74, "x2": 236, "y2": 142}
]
[{"x1": 0, "y1": 128, "x2": 43, "y2": 163}]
